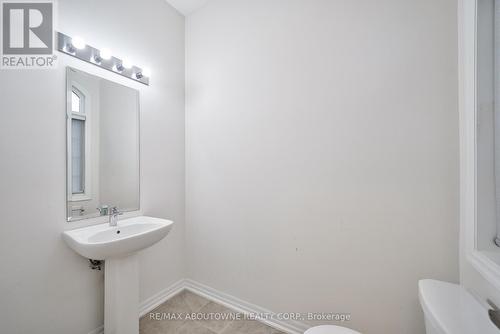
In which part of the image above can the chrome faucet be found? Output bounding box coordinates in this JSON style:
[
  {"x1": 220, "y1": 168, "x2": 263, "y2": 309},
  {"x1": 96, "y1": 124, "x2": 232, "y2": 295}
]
[
  {"x1": 108, "y1": 207, "x2": 123, "y2": 227},
  {"x1": 488, "y1": 300, "x2": 500, "y2": 330}
]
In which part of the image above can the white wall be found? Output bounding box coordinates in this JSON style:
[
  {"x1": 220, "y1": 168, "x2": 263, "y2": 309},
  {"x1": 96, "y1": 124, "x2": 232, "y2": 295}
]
[
  {"x1": 0, "y1": 0, "x2": 185, "y2": 333},
  {"x1": 185, "y1": 1, "x2": 459, "y2": 334}
]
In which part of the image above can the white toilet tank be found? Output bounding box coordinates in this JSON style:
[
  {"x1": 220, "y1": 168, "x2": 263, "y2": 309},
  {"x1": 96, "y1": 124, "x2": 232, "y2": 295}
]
[{"x1": 418, "y1": 280, "x2": 499, "y2": 334}]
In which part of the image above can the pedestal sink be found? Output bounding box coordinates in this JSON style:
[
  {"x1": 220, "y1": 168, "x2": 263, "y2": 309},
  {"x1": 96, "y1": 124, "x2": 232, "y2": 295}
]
[{"x1": 63, "y1": 216, "x2": 174, "y2": 334}]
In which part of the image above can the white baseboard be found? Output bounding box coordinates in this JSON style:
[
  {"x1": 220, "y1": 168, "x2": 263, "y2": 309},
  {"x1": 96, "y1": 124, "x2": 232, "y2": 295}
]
[
  {"x1": 89, "y1": 278, "x2": 308, "y2": 334},
  {"x1": 139, "y1": 279, "x2": 186, "y2": 316},
  {"x1": 184, "y1": 279, "x2": 309, "y2": 334}
]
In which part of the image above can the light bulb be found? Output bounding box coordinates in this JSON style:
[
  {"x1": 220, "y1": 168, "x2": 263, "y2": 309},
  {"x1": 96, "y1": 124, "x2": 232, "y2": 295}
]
[
  {"x1": 142, "y1": 68, "x2": 151, "y2": 77},
  {"x1": 122, "y1": 59, "x2": 132, "y2": 69},
  {"x1": 100, "y1": 48, "x2": 112, "y2": 60},
  {"x1": 71, "y1": 36, "x2": 86, "y2": 50}
]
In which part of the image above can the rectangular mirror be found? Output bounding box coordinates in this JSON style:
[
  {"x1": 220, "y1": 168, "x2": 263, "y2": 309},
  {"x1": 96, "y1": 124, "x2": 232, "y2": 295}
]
[{"x1": 66, "y1": 67, "x2": 140, "y2": 222}]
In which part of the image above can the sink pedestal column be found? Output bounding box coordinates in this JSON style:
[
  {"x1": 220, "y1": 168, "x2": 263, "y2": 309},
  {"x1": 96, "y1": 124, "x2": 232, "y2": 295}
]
[{"x1": 104, "y1": 254, "x2": 139, "y2": 334}]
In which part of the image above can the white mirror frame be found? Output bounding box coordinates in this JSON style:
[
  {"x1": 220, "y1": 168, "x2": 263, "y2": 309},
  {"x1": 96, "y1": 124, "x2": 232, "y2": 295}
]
[{"x1": 460, "y1": 0, "x2": 500, "y2": 291}]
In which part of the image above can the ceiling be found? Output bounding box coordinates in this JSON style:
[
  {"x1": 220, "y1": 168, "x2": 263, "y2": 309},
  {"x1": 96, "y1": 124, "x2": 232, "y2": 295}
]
[{"x1": 165, "y1": 0, "x2": 211, "y2": 15}]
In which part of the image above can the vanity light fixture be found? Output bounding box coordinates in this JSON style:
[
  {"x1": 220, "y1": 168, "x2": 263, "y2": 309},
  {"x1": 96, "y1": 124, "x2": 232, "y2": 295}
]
[
  {"x1": 94, "y1": 48, "x2": 111, "y2": 64},
  {"x1": 57, "y1": 32, "x2": 150, "y2": 85},
  {"x1": 65, "y1": 43, "x2": 76, "y2": 54},
  {"x1": 93, "y1": 53, "x2": 102, "y2": 64},
  {"x1": 136, "y1": 68, "x2": 151, "y2": 80},
  {"x1": 115, "y1": 62, "x2": 125, "y2": 72}
]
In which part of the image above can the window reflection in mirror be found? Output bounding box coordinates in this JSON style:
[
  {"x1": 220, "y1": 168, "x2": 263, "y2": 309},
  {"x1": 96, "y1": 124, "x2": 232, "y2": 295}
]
[{"x1": 66, "y1": 67, "x2": 140, "y2": 221}]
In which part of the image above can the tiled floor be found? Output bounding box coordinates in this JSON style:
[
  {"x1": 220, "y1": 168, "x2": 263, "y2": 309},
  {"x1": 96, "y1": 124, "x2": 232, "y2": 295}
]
[{"x1": 140, "y1": 290, "x2": 286, "y2": 334}]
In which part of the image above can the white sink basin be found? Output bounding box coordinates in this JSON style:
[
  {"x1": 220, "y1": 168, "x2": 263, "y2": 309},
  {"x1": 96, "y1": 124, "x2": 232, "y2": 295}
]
[
  {"x1": 63, "y1": 215, "x2": 174, "y2": 334},
  {"x1": 63, "y1": 216, "x2": 173, "y2": 260}
]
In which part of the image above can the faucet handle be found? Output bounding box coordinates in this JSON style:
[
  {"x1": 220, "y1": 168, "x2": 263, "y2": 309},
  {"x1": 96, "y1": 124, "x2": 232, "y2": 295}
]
[
  {"x1": 97, "y1": 205, "x2": 109, "y2": 216},
  {"x1": 109, "y1": 207, "x2": 123, "y2": 216}
]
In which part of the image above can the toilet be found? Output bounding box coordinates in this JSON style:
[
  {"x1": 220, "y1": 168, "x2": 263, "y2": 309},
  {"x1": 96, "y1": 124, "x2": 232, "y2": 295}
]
[
  {"x1": 419, "y1": 279, "x2": 499, "y2": 334},
  {"x1": 306, "y1": 280, "x2": 500, "y2": 334},
  {"x1": 304, "y1": 325, "x2": 361, "y2": 334}
]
